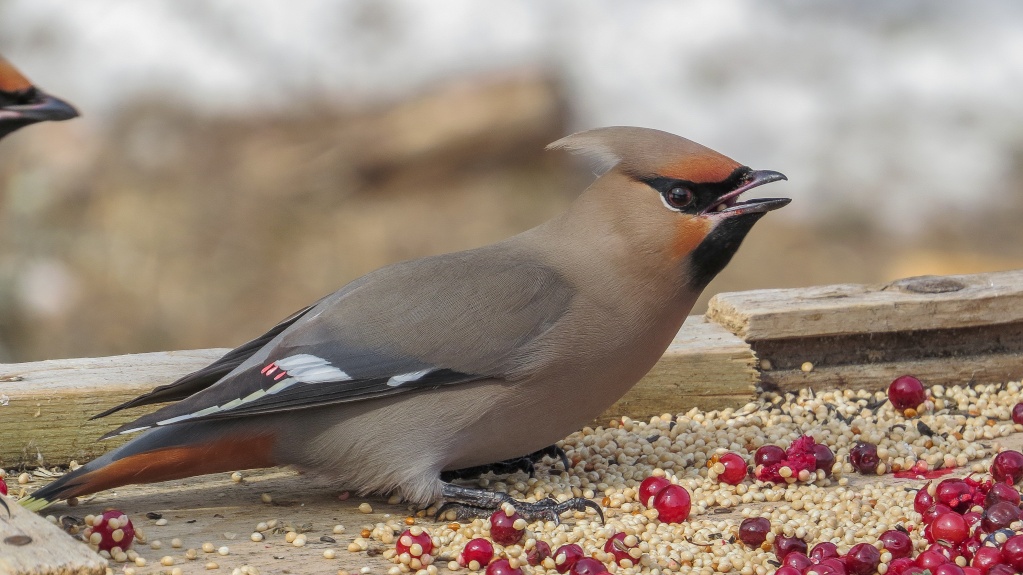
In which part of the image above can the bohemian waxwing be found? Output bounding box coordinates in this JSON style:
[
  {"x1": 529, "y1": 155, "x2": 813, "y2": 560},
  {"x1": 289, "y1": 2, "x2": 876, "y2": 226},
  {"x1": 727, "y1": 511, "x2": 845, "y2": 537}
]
[
  {"x1": 23, "y1": 126, "x2": 789, "y2": 519},
  {"x1": 0, "y1": 55, "x2": 78, "y2": 140}
]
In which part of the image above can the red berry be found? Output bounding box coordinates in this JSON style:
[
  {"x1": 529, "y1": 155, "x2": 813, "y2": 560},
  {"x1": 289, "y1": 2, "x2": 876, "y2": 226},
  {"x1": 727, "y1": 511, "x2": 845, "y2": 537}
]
[
  {"x1": 396, "y1": 527, "x2": 433, "y2": 558},
  {"x1": 810, "y1": 541, "x2": 840, "y2": 563},
  {"x1": 888, "y1": 375, "x2": 927, "y2": 410},
  {"x1": 489, "y1": 508, "x2": 524, "y2": 546},
  {"x1": 1012, "y1": 403, "x2": 1023, "y2": 425},
  {"x1": 981, "y1": 501, "x2": 1022, "y2": 533},
  {"x1": 917, "y1": 549, "x2": 950, "y2": 569},
  {"x1": 717, "y1": 452, "x2": 748, "y2": 485},
  {"x1": 991, "y1": 451, "x2": 1023, "y2": 484},
  {"x1": 774, "y1": 535, "x2": 808, "y2": 560},
  {"x1": 603, "y1": 533, "x2": 638, "y2": 566},
  {"x1": 963, "y1": 568, "x2": 983, "y2": 575},
  {"x1": 888, "y1": 557, "x2": 916, "y2": 575},
  {"x1": 844, "y1": 542, "x2": 881, "y2": 575},
  {"x1": 738, "y1": 517, "x2": 771, "y2": 547},
  {"x1": 652, "y1": 484, "x2": 691, "y2": 523},
  {"x1": 638, "y1": 476, "x2": 671, "y2": 507},
  {"x1": 984, "y1": 482, "x2": 1021, "y2": 507},
  {"x1": 527, "y1": 541, "x2": 551, "y2": 566},
  {"x1": 849, "y1": 442, "x2": 881, "y2": 475},
  {"x1": 923, "y1": 503, "x2": 954, "y2": 525},
  {"x1": 458, "y1": 538, "x2": 494, "y2": 568},
  {"x1": 971, "y1": 546, "x2": 1004, "y2": 574},
  {"x1": 812, "y1": 444, "x2": 836, "y2": 476},
  {"x1": 964, "y1": 511, "x2": 982, "y2": 529},
  {"x1": 987, "y1": 566, "x2": 1015, "y2": 575},
  {"x1": 554, "y1": 544, "x2": 585, "y2": 574},
  {"x1": 83, "y1": 510, "x2": 135, "y2": 552},
  {"x1": 570, "y1": 557, "x2": 608, "y2": 575},
  {"x1": 775, "y1": 568, "x2": 802, "y2": 575},
  {"x1": 934, "y1": 565, "x2": 966, "y2": 575},
  {"x1": 932, "y1": 512, "x2": 970, "y2": 544},
  {"x1": 754, "y1": 445, "x2": 786, "y2": 467},
  {"x1": 807, "y1": 558, "x2": 847, "y2": 575},
  {"x1": 486, "y1": 558, "x2": 523, "y2": 575},
  {"x1": 915, "y1": 483, "x2": 936, "y2": 514},
  {"x1": 936, "y1": 479, "x2": 975, "y2": 513},
  {"x1": 880, "y1": 529, "x2": 913, "y2": 559},
  {"x1": 783, "y1": 552, "x2": 812, "y2": 572},
  {"x1": 0, "y1": 479, "x2": 6, "y2": 496},
  {"x1": 1003, "y1": 534, "x2": 1023, "y2": 570}
]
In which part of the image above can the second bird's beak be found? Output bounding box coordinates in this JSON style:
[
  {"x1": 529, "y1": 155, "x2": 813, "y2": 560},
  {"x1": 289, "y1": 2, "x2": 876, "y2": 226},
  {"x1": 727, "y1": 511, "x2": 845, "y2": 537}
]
[{"x1": 0, "y1": 88, "x2": 79, "y2": 123}]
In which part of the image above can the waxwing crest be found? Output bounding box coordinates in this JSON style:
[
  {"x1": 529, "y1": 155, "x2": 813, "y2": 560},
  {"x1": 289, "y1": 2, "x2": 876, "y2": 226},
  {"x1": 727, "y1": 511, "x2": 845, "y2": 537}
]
[{"x1": 547, "y1": 126, "x2": 743, "y2": 184}]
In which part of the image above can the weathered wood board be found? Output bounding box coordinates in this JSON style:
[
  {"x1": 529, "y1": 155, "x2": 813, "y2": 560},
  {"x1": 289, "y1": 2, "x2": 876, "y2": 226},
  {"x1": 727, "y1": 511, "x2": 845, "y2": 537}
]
[{"x1": 0, "y1": 495, "x2": 107, "y2": 575}]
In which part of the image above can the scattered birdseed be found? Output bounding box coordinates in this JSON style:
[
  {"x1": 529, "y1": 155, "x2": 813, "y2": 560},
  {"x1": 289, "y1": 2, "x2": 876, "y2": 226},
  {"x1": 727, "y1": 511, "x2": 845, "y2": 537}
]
[
  {"x1": 171, "y1": 537, "x2": 182, "y2": 548},
  {"x1": 333, "y1": 524, "x2": 346, "y2": 534},
  {"x1": 171, "y1": 568, "x2": 183, "y2": 575},
  {"x1": 205, "y1": 562, "x2": 219, "y2": 570},
  {"x1": 202, "y1": 542, "x2": 215, "y2": 553},
  {"x1": 17, "y1": 473, "x2": 29, "y2": 484},
  {"x1": 260, "y1": 493, "x2": 272, "y2": 504},
  {"x1": 160, "y1": 556, "x2": 174, "y2": 566},
  {"x1": 150, "y1": 540, "x2": 162, "y2": 550},
  {"x1": 251, "y1": 532, "x2": 264, "y2": 542},
  {"x1": 358, "y1": 502, "x2": 373, "y2": 514},
  {"x1": 217, "y1": 545, "x2": 230, "y2": 556},
  {"x1": 801, "y1": 361, "x2": 814, "y2": 372},
  {"x1": 231, "y1": 472, "x2": 243, "y2": 483},
  {"x1": 155, "y1": 518, "x2": 168, "y2": 526},
  {"x1": 324, "y1": 549, "x2": 337, "y2": 559}
]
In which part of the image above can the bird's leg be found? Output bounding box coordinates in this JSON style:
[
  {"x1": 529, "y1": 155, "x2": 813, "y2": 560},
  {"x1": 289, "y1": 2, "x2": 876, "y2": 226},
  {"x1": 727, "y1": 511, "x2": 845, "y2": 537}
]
[
  {"x1": 436, "y1": 483, "x2": 603, "y2": 525},
  {"x1": 439, "y1": 445, "x2": 571, "y2": 482}
]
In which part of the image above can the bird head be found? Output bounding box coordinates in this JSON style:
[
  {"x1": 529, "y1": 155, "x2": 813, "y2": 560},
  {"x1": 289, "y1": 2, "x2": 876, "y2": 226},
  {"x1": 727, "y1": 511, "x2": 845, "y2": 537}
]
[
  {"x1": 548, "y1": 126, "x2": 789, "y2": 289},
  {"x1": 0, "y1": 55, "x2": 79, "y2": 141}
]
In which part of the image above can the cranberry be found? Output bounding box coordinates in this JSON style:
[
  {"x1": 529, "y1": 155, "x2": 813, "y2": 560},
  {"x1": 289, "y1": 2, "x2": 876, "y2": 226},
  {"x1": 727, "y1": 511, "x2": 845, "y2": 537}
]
[
  {"x1": 987, "y1": 566, "x2": 1015, "y2": 575},
  {"x1": 984, "y1": 482, "x2": 1021, "y2": 507},
  {"x1": 458, "y1": 538, "x2": 494, "y2": 568},
  {"x1": 934, "y1": 565, "x2": 966, "y2": 575},
  {"x1": 932, "y1": 512, "x2": 970, "y2": 544},
  {"x1": 783, "y1": 552, "x2": 812, "y2": 572},
  {"x1": 774, "y1": 535, "x2": 808, "y2": 560},
  {"x1": 489, "y1": 508, "x2": 524, "y2": 545},
  {"x1": 652, "y1": 484, "x2": 691, "y2": 523},
  {"x1": 527, "y1": 541, "x2": 551, "y2": 566},
  {"x1": 775, "y1": 568, "x2": 802, "y2": 575},
  {"x1": 486, "y1": 559, "x2": 523, "y2": 575},
  {"x1": 849, "y1": 442, "x2": 881, "y2": 475},
  {"x1": 554, "y1": 544, "x2": 585, "y2": 574},
  {"x1": 970, "y1": 546, "x2": 1003, "y2": 574},
  {"x1": 965, "y1": 511, "x2": 983, "y2": 529},
  {"x1": 1003, "y1": 534, "x2": 1023, "y2": 570},
  {"x1": 961, "y1": 534, "x2": 982, "y2": 561},
  {"x1": 981, "y1": 501, "x2": 1023, "y2": 533},
  {"x1": 638, "y1": 476, "x2": 671, "y2": 506},
  {"x1": 923, "y1": 503, "x2": 954, "y2": 525},
  {"x1": 844, "y1": 542, "x2": 881, "y2": 575},
  {"x1": 603, "y1": 533, "x2": 637, "y2": 566},
  {"x1": 917, "y1": 549, "x2": 950, "y2": 569},
  {"x1": 810, "y1": 541, "x2": 840, "y2": 563},
  {"x1": 0, "y1": 479, "x2": 6, "y2": 496},
  {"x1": 754, "y1": 445, "x2": 786, "y2": 467},
  {"x1": 738, "y1": 517, "x2": 771, "y2": 547},
  {"x1": 1012, "y1": 403, "x2": 1023, "y2": 425},
  {"x1": 83, "y1": 510, "x2": 136, "y2": 552},
  {"x1": 807, "y1": 558, "x2": 847, "y2": 575},
  {"x1": 963, "y1": 568, "x2": 983, "y2": 575},
  {"x1": 888, "y1": 375, "x2": 927, "y2": 410},
  {"x1": 717, "y1": 452, "x2": 748, "y2": 485},
  {"x1": 936, "y1": 479, "x2": 975, "y2": 513},
  {"x1": 888, "y1": 557, "x2": 916, "y2": 575},
  {"x1": 991, "y1": 451, "x2": 1023, "y2": 484},
  {"x1": 570, "y1": 557, "x2": 608, "y2": 575},
  {"x1": 880, "y1": 529, "x2": 913, "y2": 558},
  {"x1": 812, "y1": 443, "x2": 836, "y2": 476},
  {"x1": 915, "y1": 483, "x2": 936, "y2": 514}
]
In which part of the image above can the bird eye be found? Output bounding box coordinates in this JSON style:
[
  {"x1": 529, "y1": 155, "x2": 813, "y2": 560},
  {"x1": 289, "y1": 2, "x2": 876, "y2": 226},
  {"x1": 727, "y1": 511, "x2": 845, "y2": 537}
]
[{"x1": 664, "y1": 187, "x2": 694, "y2": 210}]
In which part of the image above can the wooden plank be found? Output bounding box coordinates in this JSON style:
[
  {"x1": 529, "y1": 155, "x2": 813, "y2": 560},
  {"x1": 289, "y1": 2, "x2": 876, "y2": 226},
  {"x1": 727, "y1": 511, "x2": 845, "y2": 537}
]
[
  {"x1": 707, "y1": 269, "x2": 1023, "y2": 341},
  {"x1": 0, "y1": 349, "x2": 228, "y2": 468},
  {"x1": 0, "y1": 495, "x2": 107, "y2": 575}
]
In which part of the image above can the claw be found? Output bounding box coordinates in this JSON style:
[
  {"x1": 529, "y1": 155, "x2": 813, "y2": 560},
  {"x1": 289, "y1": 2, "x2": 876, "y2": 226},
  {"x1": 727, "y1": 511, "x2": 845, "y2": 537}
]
[{"x1": 439, "y1": 483, "x2": 603, "y2": 524}]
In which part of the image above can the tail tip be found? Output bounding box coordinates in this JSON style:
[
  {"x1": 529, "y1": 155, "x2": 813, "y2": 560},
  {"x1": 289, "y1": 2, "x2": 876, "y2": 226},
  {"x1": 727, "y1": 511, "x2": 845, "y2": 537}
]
[{"x1": 19, "y1": 496, "x2": 53, "y2": 512}]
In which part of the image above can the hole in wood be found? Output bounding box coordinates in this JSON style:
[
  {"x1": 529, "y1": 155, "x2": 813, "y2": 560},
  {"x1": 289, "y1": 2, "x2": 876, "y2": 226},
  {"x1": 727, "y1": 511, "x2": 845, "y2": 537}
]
[
  {"x1": 886, "y1": 276, "x2": 967, "y2": 294},
  {"x1": 4, "y1": 535, "x2": 33, "y2": 546}
]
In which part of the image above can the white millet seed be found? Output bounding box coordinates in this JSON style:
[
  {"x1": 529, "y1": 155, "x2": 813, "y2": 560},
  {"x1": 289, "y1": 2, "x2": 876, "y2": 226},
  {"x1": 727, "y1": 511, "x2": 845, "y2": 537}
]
[
  {"x1": 251, "y1": 532, "x2": 264, "y2": 542},
  {"x1": 218, "y1": 546, "x2": 230, "y2": 556},
  {"x1": 359, "y1": 502, "x2": 373, "y2": 514}
]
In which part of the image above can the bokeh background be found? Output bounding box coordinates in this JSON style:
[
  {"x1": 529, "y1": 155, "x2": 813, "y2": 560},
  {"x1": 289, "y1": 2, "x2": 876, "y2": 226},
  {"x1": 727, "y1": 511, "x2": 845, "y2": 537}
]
[{"x1": 2, "y1": 0, "x2": 1022, "y2": 362}]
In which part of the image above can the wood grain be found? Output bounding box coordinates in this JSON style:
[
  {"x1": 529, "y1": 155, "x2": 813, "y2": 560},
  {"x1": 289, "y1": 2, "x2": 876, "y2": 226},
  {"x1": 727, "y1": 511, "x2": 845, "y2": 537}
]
[{"x1": 0, "y1": 496, "x2": 106, "y2": 575}]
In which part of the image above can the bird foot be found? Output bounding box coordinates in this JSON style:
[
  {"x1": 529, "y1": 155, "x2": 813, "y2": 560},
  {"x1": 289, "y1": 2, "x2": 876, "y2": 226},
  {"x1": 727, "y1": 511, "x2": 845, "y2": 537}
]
[
  {"x1": 436, "y1": 483, "x2": 603, "y2": 525},
  {"x1": 439, "y1": 445, "x2": 571, "y2": 481}
]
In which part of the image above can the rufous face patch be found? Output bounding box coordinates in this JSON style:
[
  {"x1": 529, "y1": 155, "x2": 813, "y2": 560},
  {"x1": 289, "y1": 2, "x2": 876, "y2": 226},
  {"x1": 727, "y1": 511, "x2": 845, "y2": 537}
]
[
  {"x1": 658, "y1": 154, "x2": 742, "y2": 185},
  {"x1": 671, "y1": 216, "x2": 712, "y2": 260},
  {"x1": 0, "y1": 57, "x2": 33, "y2": 92}
]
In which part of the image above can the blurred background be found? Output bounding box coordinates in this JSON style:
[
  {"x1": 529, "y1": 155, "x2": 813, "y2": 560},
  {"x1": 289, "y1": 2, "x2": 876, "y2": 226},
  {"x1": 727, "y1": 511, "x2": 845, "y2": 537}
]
[{"x1": 1, "y1": 0, "x2": 1022, "y2": 362}]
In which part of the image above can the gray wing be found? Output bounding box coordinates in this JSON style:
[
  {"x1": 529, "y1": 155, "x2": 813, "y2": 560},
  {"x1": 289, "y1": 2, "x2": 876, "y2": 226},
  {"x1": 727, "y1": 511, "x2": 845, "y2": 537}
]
[{"x1": 104, "y1": 246, "x2": 574, "y2": 438}]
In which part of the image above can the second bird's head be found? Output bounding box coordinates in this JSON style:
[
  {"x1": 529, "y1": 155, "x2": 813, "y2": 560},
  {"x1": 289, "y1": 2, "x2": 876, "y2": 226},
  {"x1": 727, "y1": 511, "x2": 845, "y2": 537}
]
[
  {"x1": 549, "y1": 126, "x2": 790, "y2": 289},
  {"x1": 0, "y1": 56, "x2": 79, "y2": 141}
]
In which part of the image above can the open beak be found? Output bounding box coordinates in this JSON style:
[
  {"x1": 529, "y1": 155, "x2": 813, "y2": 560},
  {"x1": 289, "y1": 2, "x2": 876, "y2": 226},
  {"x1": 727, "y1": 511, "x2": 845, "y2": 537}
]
[
  {"x1": 705, "y1": 169, "x2": 790, "y2": 217},
  {"x1": 0, "y1": 88, "x2": 79, "y2": 123}
]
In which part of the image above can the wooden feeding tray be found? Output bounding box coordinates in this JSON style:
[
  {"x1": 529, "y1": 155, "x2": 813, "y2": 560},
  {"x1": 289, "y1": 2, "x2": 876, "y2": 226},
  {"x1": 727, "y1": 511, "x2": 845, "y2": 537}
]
[{"x1": 1, "y1": 269, "x2": 1021, "y2": 574}]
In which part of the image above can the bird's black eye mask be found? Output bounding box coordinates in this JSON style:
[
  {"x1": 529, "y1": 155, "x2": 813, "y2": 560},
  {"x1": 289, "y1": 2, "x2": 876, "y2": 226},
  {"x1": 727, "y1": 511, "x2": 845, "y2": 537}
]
[{"x1": 641, "y1": 166, "x2": 753, "y2": 214}]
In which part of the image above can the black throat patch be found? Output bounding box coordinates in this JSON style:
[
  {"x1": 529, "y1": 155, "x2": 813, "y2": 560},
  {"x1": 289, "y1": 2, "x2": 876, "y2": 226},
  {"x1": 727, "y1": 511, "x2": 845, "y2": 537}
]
[{"x1": 684, "y1": 211, "x2": 768, "y2": 290}]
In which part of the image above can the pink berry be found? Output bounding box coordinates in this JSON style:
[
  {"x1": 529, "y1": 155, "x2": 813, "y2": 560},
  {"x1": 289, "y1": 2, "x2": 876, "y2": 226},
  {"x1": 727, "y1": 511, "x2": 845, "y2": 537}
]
[
  {"x1": 83, "y1": 510, "x2": 135, "y2": 552},
  {"x1": 774, "y1": 535, "x2": 808, "y2": 561},
  {"x1": 570, "y1": 557, "x2": 608, "y2": 575},
  {"x1": 489, "y1": 508, "x2": 524, "y2": 546},
  {"x1": 991, "y1": 451, "x2": 1023, "y2": 484},
  {"x1": 717, "y1": 452, "x2": 747, "y2": 485},
  {"x1": 812, "y1": 443, "x2": 836, "y2": 476},
  {"x1": 845, "y1": 543, "x2": 881, "y2": 575},
  {"x1": 638, "y1": 476, "x2": 671, "y2": 507},
  {"x1": 527, "y1": 541, "x2": 551, "y2": 566},
  {"x1": 652, "y1": 485, "x2": 691, "y2": 523},
  {"x1": 738, "y1": 517, "x2": 771, "y2": 547},
  {"x1": 458, "y1": 538, "x2": 494, "y2": 568},
  {"x1": 880, "y1": 529, "x2": 913, "y2": 559},
  {"x1": 554, "y1": 544, "x2": 585, "y2": 574},
  {"x1": 848, "y1": 442, "x2": 880, "y2": 474},
  {"x1": 888, "y1": 375, "x2": 927, "y2": 410},
  {"x1": 486, "y1": 559, "x2": 523, "y2": 575},
  {"x1": 754, "y1": 445, "x2": 786, "y2": 467},
  {"x1": 1012, "y1": 403, "x2": 1023, "y2": 425},
  {"x1": 603, "y1": 533, "x2": 637, "y2": 566},
  {"x1": 396, "y1": 527, "x2": 433, "y2": 558},
  {"x1": 810, "y1": 541, "x2": 840, "y2": 563},
  {"x1": 931, "y1": 512, "x2": 969, "y2": 544}
]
